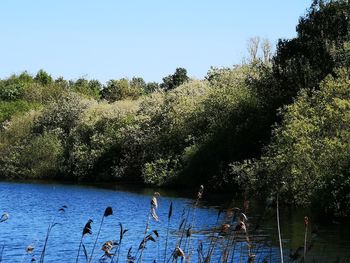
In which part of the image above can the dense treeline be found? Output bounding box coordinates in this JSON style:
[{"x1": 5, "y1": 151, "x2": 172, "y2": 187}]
[{"x1": 0, "y1": 0, "x2": 350, "y2": 216}]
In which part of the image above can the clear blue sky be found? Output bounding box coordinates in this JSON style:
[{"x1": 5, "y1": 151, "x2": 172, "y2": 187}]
[{"x1": 0, "y1": 0, "x2": 311, "y2": 83}]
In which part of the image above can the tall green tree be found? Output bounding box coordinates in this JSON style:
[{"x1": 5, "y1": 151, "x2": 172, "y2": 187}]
[
  {"x1": 160, "y1": 67, "x2": 189, "y2": 90},
  {"x1": 72, "y1": 78, "x2": 101, "y2": 99},
  {"x1": 272, "y1": 0, "x2": 350, "y2": 106},
  {"x1": 102, "y1": 78, "x2": 142, "y2": 102},
  {"x1": 129, "y1": 77, "x2": 146, "y2": 91},
  {"x1": 34, "y1": 69, "x2": 53, "y2": 86},
  {"x1": 254, "y1": 70, "x2": 350, "y2": 216}
]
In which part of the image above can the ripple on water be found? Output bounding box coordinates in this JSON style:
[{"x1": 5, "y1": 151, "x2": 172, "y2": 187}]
[{"x1": 0, "y1": 181, "x2": 350, "y2": 262}]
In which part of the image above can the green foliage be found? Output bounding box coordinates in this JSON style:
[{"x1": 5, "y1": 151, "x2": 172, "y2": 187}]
[
  {"x1": 0, "y1": 71, "x2": 35, "y2": 101},
  {"x1": 129, "y1": 77, "x2": 146, "y2": 92},
  {"x1": 34, "y1": 69, "x2": 53, "y2": 86},
  {"x1": 34, "y1": 93, "x2": 89, "y2": 135},
  {"x1": 71, "y1": 78, "x2": 101, "y2": 100},
  {"x1": 20, "y1": 132, "x2": 63, "y2": 178},
  {"x1": 0, "y1": 110, "x2": 45, "y2": 178},
  {"x1": 145, "y1": 82, "x2": 159, "y2": 93},
  {"x1": 102, "y1": 78, "x2": 143, "y2": 102},
  {"x1": 66, "y1": 100, "x2": 139, "y2": 180},
  {"x1": 160, "y1": 67, "x2": 189, "y2": 90},
  {"x1": 0, "y1": 83, "x2": 24, "y2": 101},
  {"x1": 0, "y1": 129, "x2": 63, "y2": 179},
  {"x1": 23, "y1": 82, "x2": 70, "y2": 104},
  {"x1": 0, "y1": 100, "x2": 41, "y2": 123},
  {"x1": 142, "y1": 157, "x2": 181, "y2": 186},
  {"x1": 178, "y1": 65, "x2": 272, "y2": 187},
  {"x1": 257, "y1": 70, "x2": 350, "y2": 216},
  {"x1": 272, "y1": 0, "x2": 350, "y2": 105}
]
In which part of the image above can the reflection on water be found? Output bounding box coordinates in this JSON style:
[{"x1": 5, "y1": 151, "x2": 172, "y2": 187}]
[{"x1": 0, "y1": 181, "x2": 349, "y2": 262}]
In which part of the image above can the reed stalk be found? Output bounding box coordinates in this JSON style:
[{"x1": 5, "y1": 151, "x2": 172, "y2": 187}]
[
  {"x1": 76, "y1": 219, "x2": 93, "y2": 263},
  {"x1": 110, "y1": 223, "x2": 127, "y2": 263},
  {"x1": 138, "y1": 193, "x2": 159, "y2": 263},
  {"x1": 39, "y1": 205, "x2": 67, "y2": 263},
  {"x1": 163, "y1": 202, "x2": 173, "y2": 263},
  {"x1": 88, "y1": 207, "x2": 113, "y2": 263},
  {"x1": 276, "y1": 194, "x2": 284, "y2": 263},
  {"x1": 304, "y1": 216, "x2": 309, "y2": 261},
  {"x1": 185, "y1": 185, "x2": 204, "y2": 261}
]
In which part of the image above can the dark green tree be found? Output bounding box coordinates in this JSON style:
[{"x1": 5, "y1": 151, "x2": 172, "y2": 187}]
[
  {"x1": 72, "y1": 78, "x2": 101, "y2": 99},
  {"x1": 160, "y1": 67, "x2": 189, "y2": 90},
  {"x1": 34, "y1": 69, "x2": 53, "y2": 86},
  {"x1": 272, "y1": 0, "x2": 350, "y2": 106},
  {"x1": 101, "y1": 78, "x2": 130, "y2": 102},
  {"x1": 130, "y1": 77, "x2": 146, "y2": 91},
  {"x1": 55, "y1": 76, "x2": 69, "y2": 89},
  {"x1": 145, "y1": 82, "x2": 159, "y2": 93},
  {"x1": 102, "y1": 78, "x2": 143, "y2": 102}
]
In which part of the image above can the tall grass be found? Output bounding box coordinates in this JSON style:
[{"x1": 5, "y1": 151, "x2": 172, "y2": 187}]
[
  {"x1": 276, "y1": 194, "x2": 283, "y2": 263},
  {"x1": 0, "y1": 187, "x2": 327, "y2": 262},
  {"x1": 163, "y1": 202, "x2": 173, "y2": 263},
  {"x1": 76, "y1": 219, "x2": 93, "y2": 263},
  {"x1": 39, "y1": 205, "x2": 67, "y2": 263},
  {"x1": 88, "y1": 207, "x2": 113, "y2": 263}
]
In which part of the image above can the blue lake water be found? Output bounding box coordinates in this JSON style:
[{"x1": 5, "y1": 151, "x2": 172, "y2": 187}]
[{"x1": 0, "y1": 181, "x2": 349, "y2": 262}]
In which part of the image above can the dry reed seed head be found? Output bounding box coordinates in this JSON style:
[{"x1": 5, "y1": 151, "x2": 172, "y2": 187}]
[
  {"x1": 26, "y1": 245, "x2": 34, "y2": 253},
  {"x1": 83, "y1": 219, "x2": 93, "y2": 236},
  {"x1": 151, "y1": 196, "x2": 158, "y2": 209},
  {"x1": 58, "y1": 205, "x2": 67, "y2": 213},
  {"x1": 220, "y1": 223, "x2": 230, "y2": 232},
  {"x1": 146, "y1": 234, "x2": 156, "y2": 242},
  {"x1": 104, "y1": 206, "x2": 113, "y2": 217},
  {"x1": 0, "y1": 213, "x2": 9, "y2": 223},
  {"x1": 101, "y1": 240, "x2": 116, "y2": 256},
  {"x1": 168, "y1": 202, "x2": 173, "y2": 219},
  {"x1": 197, "y1": 185, "x2": 204, "y2": 199},
  {"x1": 152, "y1": 230, "x2": 159, "y2": 238},
  {"x1": 304, "y1": 216, "x2": 309, "y2": 227},
  {"x1": 235, "y1": 221, "x2": 246, "y2": 232},
  {"x1": 186, "y1": 227, "x2": 192, "y2": 237},
  {"x1": 173, "y1": 246, "x2": 185, "y2": 259},
  {"x1": 138, "y1": 234, "x2": 156, "y2": 250}
]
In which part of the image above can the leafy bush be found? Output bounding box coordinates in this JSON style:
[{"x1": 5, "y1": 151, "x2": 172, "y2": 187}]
[
  {"x1": 254, "y1": 70, "x2": 350, "y2": 215},
  {"x1": 20, "y1": 132, "x2": 63, "y2": 178},
  {"x1": 0, "y1": 83, "x2": 24, "y2": 101},
  {"x1": 0, "y1": 100, "x2": 41, "y2": 123},
  {"x1": 142, "y1": 157, "x2": 181, "y2": 186},
  {"x1": 34, "y1": 92, "x2": 89, "y2": 135}
]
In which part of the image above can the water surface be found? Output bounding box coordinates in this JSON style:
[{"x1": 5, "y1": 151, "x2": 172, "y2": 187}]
[{"x1": 0, "y1": 182, "x2": 349, "y2": 262}]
